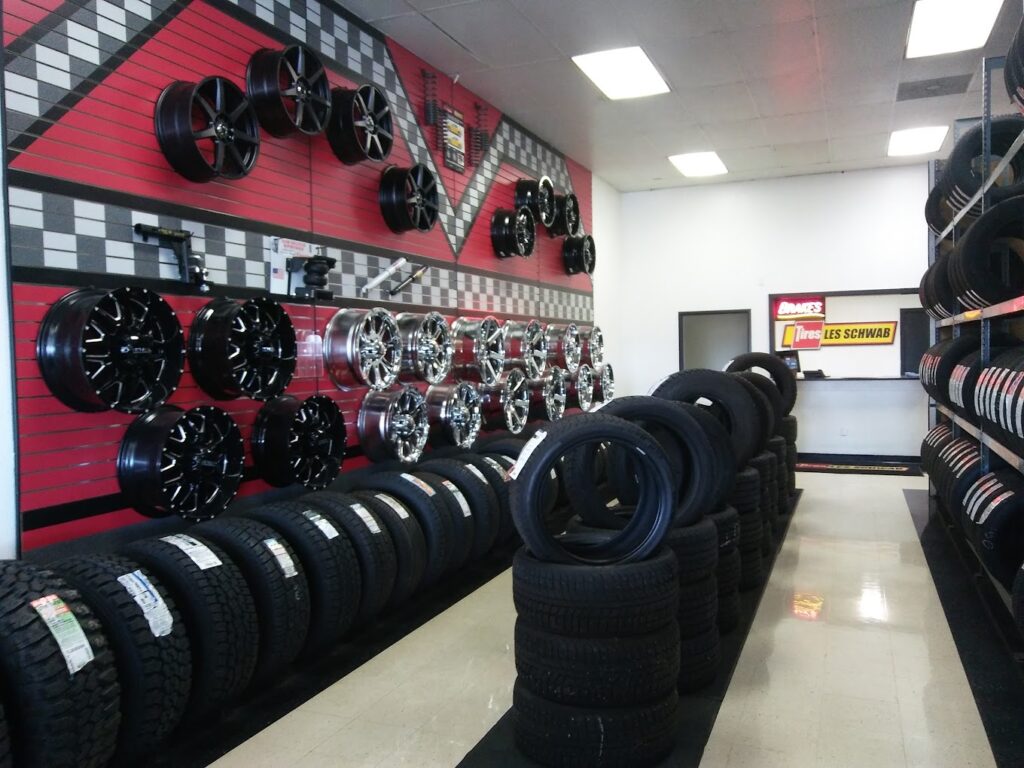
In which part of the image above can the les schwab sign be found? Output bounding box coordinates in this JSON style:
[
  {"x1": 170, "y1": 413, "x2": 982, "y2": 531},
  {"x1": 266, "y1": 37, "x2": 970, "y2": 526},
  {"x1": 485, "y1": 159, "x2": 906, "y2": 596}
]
[
  {"x1": 774, "y1": 297, "x2": 825, "y2": 320},
  {"x1": 781, "y1": 321, "x2": 897, "y2": 350}
]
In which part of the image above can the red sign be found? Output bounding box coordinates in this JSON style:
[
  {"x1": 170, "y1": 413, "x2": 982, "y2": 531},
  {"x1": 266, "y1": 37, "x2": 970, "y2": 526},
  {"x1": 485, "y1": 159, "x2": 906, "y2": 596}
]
[
  {"x1": 774, "y1": 296, "x2": 826, "y2": 320},
  {"x1": 790, "y1": 321, "x2": 824, "y2": 350}
]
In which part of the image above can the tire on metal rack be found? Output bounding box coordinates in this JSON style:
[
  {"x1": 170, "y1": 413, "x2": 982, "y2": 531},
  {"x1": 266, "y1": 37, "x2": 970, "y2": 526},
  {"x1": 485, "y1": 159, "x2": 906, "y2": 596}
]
[
  {"x1": 921, "y1": 423, "x2": 955, "y2": 472},
  {"x1": 945, "y1": 116, "x2": 1024, "y2": 216},
  {"x1": 452, "y1": 316, "x2": 506, "y2": 385},
  {"x1": 327, "y1": 83, "x2": 394, "y2": 164},
  {"x1": 563, "y1": 234, "x2": 596, "y2": 275},
  {"x1": 252, "y1": 394, "x2": 346, "y2": 490},
  {"x1": 504, "y1": 319, "x2": 549, "y2": 379},
  {"x1": 480, "y1": 369, "x2": 531, "y2": 434},
  {"x1": 925, "y1": 182, "x2": 957, "y2": 237},
  {"x1": 724, "y1": 352, "x2": 798, "y2": 416},
  {"x1": 118, "y1": 405, "x2": 244, "y2": 520},
  {"x1": 155, "y1": 76, "x2": 260, "y2": 182},
  {"x1": 37, "y1": 286, "x2": 184, "y2": 413},
  {"x1": 396, "y1": 311, "x2": 454, "y2": 384},
  {"x1": 515, "y1": 176, "x2": 557, "y2": 229},
  {"x1": 548, "y1": 192, "x2": 582, "y2": 237},
  {"x1": 920, "y1": 253, "x2": 960, "y2": 320},
  {"x1": 379, "y1": 164, "x2": 439, "y2": 233},
  {"x1": 246, "y1": 44, "x2": 331, "y2": 136},
  {"x1": 358, "y1": 387, "x2": 430, "y2": 464},
  {"x1": 948, "y1": 196, "x2": 1024, "y2": 309},
  {"x1": 962, "y1": 469, "x2": 1024, "y2": 589},
  {"x1": 324, "y1": 307, "x2": 403, "y2": 391},
  {"x1": 492, "y1": 207, "x2": 537, "y2": 259},
  {"x1": 425, "y1": 381, "x2": 483, "y2": 448},
  {"x1": 188, "y1": 296, "x2": 296, "y2": 400}
]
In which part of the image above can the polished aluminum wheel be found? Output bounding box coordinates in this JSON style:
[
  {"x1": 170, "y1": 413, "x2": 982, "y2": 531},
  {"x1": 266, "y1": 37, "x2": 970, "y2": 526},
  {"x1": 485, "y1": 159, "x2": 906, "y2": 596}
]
[
  {"x1": 358, "y1": 387, "x2": 429, "y2": 463},
  {"x1": 594, "y1": 363, "x2": 615, "y2": 405},
  {"x1": 546, "y1": 323, "x2": 582, "y2": 374},
  {"x1": 397, "y1": 312, "x2": 453, "y2": 384},
  {"x1": 323, "y1": 307, "x2": 402, "y2": 391},
  {"x1": 581, "y1": 325, "x2": 604, "y2": 368},
  {"x1": 426, "y1": 381, "x2": 482, "y2": 448},
  {"x1": 569, "y1": 363, "x2": 595, "y2": 412},
  {"x1": 529, "y1": 366, "x2": 568, "y2": 422},
  {"x1": 451, "y1": 316, "x2": 506, "y2": 385},
  {"x1": 504, "y1": 319, "x2": 548, "y2": 379},
  {"x1": 480, "y1": 369, "x2": 530, "y2": 434}
]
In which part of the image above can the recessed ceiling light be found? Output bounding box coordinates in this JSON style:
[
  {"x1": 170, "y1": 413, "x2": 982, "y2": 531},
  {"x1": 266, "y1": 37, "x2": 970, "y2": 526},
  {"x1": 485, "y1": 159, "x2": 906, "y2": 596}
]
[
  {"x1": 887, "y1": 126, "x2": 949, "y2": 156},
  {"x1": 906, "y1": 0, "x2": 1003, "y2": 58},
  {"x1": 571, "y1": 47, "x2": 669, "y2": 100},
  {"x1": 669, "y1": 152, "x2": 728, "y2": 177}
]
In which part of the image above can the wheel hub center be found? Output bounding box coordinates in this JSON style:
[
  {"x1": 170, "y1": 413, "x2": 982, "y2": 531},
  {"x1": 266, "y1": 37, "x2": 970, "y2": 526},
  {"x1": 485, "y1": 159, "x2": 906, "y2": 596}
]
[
  {"x1": 295, "y1": 78, "x2": 310, "y2": 100},
  {"x1": 364, "y1": 113, "x2": 376, "y2": 132},
  {"x1": 213, "y1": 116, "x2": 232, "y2": 140}
]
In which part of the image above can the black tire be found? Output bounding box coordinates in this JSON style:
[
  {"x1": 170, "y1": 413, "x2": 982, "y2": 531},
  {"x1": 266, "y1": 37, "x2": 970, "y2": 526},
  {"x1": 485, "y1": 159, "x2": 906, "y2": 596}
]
[
  {"x1": 779, "y1": 415, "x2": 798, "y2": 444},
  {"x1": 731, "y1": 467, "x2": 761, "y2": 514},
  {"x1": 420, "y1": 458, "x2": 501, "y2": 559},
  {"x1": 513, "y1": 679, "x2": 678, "y2": 768},
  {"x1": 734, "y1": 375, "x2": 773, "y2": 456},
  {"x1": 192, "y1": 517, "x2": 311, "y2": 683},
  {"x1": 678, "y1": 575, "x2": 718, "y2": 638},
  {"x1": 736, "y1": 371, "x2": 784, "y2": 434},
  {"x1": 680, "y1": 402, "x2": 737, "y2": 509},
  {"x1": 652, "y1": 369, "x2": 761, "y2": 466},
  {"x1": 513, "y1": 547, "x2": 679, "y2": 637},
  {"x1": 515, "y1": 619, "x2": 680, "y2": 707},
  {"x1": 717, "y1": 589, "x2": 741, "y2": 633},
  {"x1": 244, "y1": 500, "x2": 362, "y2": 651},
  {"x1": 461, "y1": 452, "x2": 516, "y2": 544},
  {"x1": 350, "y1": 471, "x2": 454, "y2": 587},
  {"x1": 670, "y1": 517, "x2": 719, "y2": 584},
  {"x1": 946, "y1": 116, "x2": 1024, "y2": 215},
  {"x1": 716, "y1": 546, "x2": 742, "y2": 594},
  {"x1": 414, "y1": 471, "x2": 473, "y2": 572},
  {"x1": 53, "y1": 554, "x2": 191, "y2": 762},
  {"x1": 725, "y1": 352, "x2": 798, "y2": 415},
  {"x1": 510, "y1": 414, "x2": 677, "y2": 565},
  {"x1": 121, "y1": 535, "x2": 258, "y2": 720},
  {"x1": 739, "y1": 543, "x2": 764, "y2": 592},
  {"x1": 1013, "y1": 560, "x2": 1024, "y2": 639},
  {"x1": 0, "y1": 562, "x2": 120, "y2": 767},
  {"x1": 304, "y1": 492, "x2": 398, "y2": 623},
  {"x1": 350, "y1": 491, "x2": 427, "y2": 607},
  {"x1": 708, "y1": 506, "x2": 740, "y2": 551},
  {"x1": 678, "y1": 624, "x2": 720, "y2": 693}
]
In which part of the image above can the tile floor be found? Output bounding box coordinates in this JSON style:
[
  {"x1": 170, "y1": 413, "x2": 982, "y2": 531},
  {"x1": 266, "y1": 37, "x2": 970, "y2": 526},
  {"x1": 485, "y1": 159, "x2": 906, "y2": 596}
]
[{"x1": 212, "y1": 472, "x2": 996, "y2": 768}]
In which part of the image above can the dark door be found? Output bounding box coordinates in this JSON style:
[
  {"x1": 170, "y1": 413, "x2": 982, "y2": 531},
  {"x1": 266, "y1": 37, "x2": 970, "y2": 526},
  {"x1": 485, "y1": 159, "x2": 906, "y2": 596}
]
[
  {"x1": 678, "y1": 310, "x2": 751, "y2": 371},
  {"x1": 900, "y1": 308, "x2": 929, "y2": 377}
]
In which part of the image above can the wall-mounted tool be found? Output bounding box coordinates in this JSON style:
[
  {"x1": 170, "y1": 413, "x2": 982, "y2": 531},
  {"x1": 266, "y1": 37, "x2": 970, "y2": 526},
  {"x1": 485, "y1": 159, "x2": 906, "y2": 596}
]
[
  {"x1": 134, "y1": 223, "x2": 209, "y2": 290},
  {"x1": 389, "y1": 264, "x2": 429, "y2": 296}
]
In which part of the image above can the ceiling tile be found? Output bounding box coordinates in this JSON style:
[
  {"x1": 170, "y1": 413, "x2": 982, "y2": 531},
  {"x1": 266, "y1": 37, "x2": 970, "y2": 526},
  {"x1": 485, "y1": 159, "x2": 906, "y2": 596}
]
[
  {"x1": 773, "y1": 139, "x2": 830, "y2": 166},
  {"x1": 644, "y1": 33, "x2": 745, "y2": 89},
  {"x1": 508, "y1": 0, "x2": 637, "y2": 56},
  {"x1": 626, "y1": 0, "x2": 725, "y2": 40},
  {"x1": 829, "y1": 133, "x2": 888, "y2": 162},
  {"x1": 424, "y1": 0, "x2": 558, "y2": 69},
  {"x1": 680, "y1": 82, "x2": 759, "y2": 123},
  {"x1": 335, "y1": 0, "x2": 414, "y2": 22},
  {"x1": 822, "y1": 64, "x2": 898, "y2": 107},
  {"x1": 705, "y1": 118, "x2": 768, "y2": 149},
  {"x1": 814, "y1": 0, "x2": 905, "y2": 16},
  {"x1": 826, "y1": 101, "x2": 893, "y2": 138},
  {"x1": 762, "y1": 111, "x2": 829, "y2": 143},
  {"x1": 892, "y1": 94, "x2": 967, "y2": 129},
  {"x1": 375, "y1": 13, "x2": 486, "y2": 73},
  {"x1": 641, "y1": 123, "x2": 713, "y2": 155},
  {"x1": 730, "y1": 20, "x2": 818, "y2": 80},
  {"x1": 815, "y1": 3, "x2": 914, "y2": 72},
  {"x1": 717, "y1": 145, "x2": 780, "y2": 172},
  {"x1": 405, "y1": 0, "x2": 478, "y2": 8},
  {"x1": 715, "y1": 0, "x2": 813, "y2": 30},
  {"x1": 750, "y1": 69, "x2": 824, "y2": 116}
]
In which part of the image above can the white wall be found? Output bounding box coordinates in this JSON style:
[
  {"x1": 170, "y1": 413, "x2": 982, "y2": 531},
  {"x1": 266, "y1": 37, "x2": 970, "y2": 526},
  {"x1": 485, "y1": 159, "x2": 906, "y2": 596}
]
[{"x1": 591, "y1": 174, "x2": 625, "y2": 383}]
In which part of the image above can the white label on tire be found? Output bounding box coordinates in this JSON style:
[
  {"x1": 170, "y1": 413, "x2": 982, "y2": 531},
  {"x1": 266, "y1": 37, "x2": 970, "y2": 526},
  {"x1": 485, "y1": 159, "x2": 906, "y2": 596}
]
[
  {"x1": 606, "y1": 497, "x2": 620, "y2": 508},
  {"x1": 161, "y1": 534, "x2": 222, "y2": 570},
  {"x1": 302, "y1": 509, "x2": 340, "y2": 539},
  {"x1": 465, "y1": 464, "x2": 488, "y2": 485},
  {"x1": 263, "y1": 538, "x2": 298, "y2": 579},
  {"x1": 117, "y1": 570, "x2": 173, "y2": 638},
  {"x1": 590, "y1": 400, "x2": 607, "y2": 412},
  {"x1": 351, "y1": 502, "x2": 382, "y2": 534},
  {"x1": 481, "y1": 456, "x2": 510, "y2": 481},
  {"x1": 30, "y1": 594, "x2": 94, "y2": 674},
  {"x1": 401, "y1": 473, "x2": 436, "y2": 496},
  {"x1": 442, "y1": 480, "x2": 472, "y2": 517},
  {"x1": 375, "y1": 494, "x2": 409, "y2": 519},
  {"x1": 509, "y1": 429, "x2": 547, "y2": 480}
]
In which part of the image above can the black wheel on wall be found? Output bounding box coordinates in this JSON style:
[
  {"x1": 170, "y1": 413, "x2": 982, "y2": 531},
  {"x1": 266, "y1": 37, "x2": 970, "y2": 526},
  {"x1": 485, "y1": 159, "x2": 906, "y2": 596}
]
[
  {"x1": 379, "y1": 164, "x2": 439, "y2": 233},
  {"x1": 514, "y1": 176, "x2": 557, "y2": 228},
  {"x1": 327, "y1": 84, "x2": 394, "y2": 164},
  {"x1": 252, "y1": 394, "x2": 347, "y2": 489},
  {"x1": 118, "y1": 405, "x2": 244, "y2": 519},
  {"x1": 246, "y1": 44, "x2": 332, "y2": 136},
  {"x1": 155, "y1": 77, "x2": 260, "y2": 182},
  {"x1": 188, "y1": 297, "x2": 296, "y2": 400},
  {"x1": 549, "y1": 192, "x2": 581, "y2": 237},
  {"x1": 37, "y1": 287, "x2": 184, "y2": 413},
  {"x1": 563, "y1": 234, "x2": 596, "y2": 275},
  {"x1": 491, "y1": 206, "x2": 537, "y2": 258}
]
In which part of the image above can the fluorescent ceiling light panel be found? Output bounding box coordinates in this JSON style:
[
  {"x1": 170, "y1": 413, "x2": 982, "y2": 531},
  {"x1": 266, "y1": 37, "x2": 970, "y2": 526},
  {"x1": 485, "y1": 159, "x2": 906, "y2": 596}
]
[
  {"x1": 906, "y1": 0, "x2": 1003, "y2": 58},
  {"x1": 571, "y1": 47, "x2": 669, "y2": 100},
  {"x1": 669, "y1": 152, "x2": 728, "y2": 177},
  {"x1": 887, "y1": 126, "x2": 949, "y2": 156}
]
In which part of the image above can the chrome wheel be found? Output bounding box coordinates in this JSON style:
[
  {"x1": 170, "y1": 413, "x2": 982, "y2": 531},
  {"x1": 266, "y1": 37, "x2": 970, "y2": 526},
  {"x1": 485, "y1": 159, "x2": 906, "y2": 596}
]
[
  {"x1": 358, "y1": 387, "x2": 429, "y2": 463},
  {"x1": 452, "y1": 316, "x2": 506, "y2": 385},
  {"x1": 570, "y1": 364, "x2": 594, "y2": 412},
  {"x1": 323, "y1": 307, "x2": 402, "y2": 391},
  {"x1": 397, "y1": 312, "x2": 454, "y2": 384},
  {"x1": 480, "y1": 369, "x2": 530, "y2": 434},
  {"x1": 546, "y1": 322, "x2": 582, "y2": 374},
  {"x1": 426, "y1": 381, "x2": 482, "y2": 448},
  {"x1": 594, "y1": 363, "x2": 615, "y2": 404},
  {"x1": 581, "y1": 325, "x2": 604, "y2": 367},
  {"x1": 504, "y1": 319, "x2": 548, "y2": 379},
  {"x1": 529, "y1": 366, "x2": 567, "y2": 422}
]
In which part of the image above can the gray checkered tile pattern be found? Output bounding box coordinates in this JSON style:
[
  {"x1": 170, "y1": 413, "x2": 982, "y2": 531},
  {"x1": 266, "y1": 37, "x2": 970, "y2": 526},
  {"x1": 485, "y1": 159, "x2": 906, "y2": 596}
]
[
  {"x1": 539, "y1": 286, "x2": 594, "y2": 324},
  {"x1": 5, "y1": 0, "x2": 177, "y2": 145}
]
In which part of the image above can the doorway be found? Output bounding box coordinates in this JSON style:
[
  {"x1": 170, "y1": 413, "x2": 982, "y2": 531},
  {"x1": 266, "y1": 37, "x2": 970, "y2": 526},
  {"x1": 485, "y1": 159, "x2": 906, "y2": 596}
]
[
  {"x1": 678, "y1": 310, "x2": 751, "y2": 371},
  {"x1": 900, "y1": 308, "x2": 929, "y2": 377}
]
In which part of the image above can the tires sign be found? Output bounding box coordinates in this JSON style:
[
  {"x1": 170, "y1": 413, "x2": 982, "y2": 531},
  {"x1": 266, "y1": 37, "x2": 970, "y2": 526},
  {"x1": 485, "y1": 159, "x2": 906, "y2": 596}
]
[
  {"x1": 787, "y1": 321, "x2": 824, "y2": 350},
  {"x1": 780, "y1": 321, "x2": 897, "y2": 348}
]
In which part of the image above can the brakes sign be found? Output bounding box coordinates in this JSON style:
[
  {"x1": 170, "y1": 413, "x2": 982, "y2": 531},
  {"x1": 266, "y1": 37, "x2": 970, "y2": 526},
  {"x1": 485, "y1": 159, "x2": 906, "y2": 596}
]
[
  {"x1": 787, "y1": 321, "x2": 824, "y2": 350},
  {"x1": 774, "y1": 296, "x2": 825, "y2": 320}
]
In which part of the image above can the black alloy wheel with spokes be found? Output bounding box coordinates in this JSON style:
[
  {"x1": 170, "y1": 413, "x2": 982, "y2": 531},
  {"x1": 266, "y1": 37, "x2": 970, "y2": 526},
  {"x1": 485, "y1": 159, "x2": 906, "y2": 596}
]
[
  {"x1": 188, "y1": 297, "x2": 297, "y2": 401},
  {"x1": 549, "y1": 192, "x2": 581, "y2": 237},
  {"x1": 37, "y1": 287, "x2": 184, "y2": 414},
  {"x1": 118, "y1": 406, "x2": 244, "y2": 520},
  {"x1": 327, "y1": 84, "x2": 395, "y2": 164},
  {"x1": 514, "y1": 176, "x2": 557, "y2": 228},
  {"x1": 379, "y1": 164, "x2": 440, "y2": 233},
  {"x1": 246, "y1": 44, "x2": 332, "y2": 137},
  {"x1": 491, "y1": 206, "x2": 536, "y2": 258},
  {"x1": 155, "y1": 76, "x2": 260, "y2": 182},
  {"x1": 252, "y1": 395, "x2": 347, "y2": 490},
  {"x1": 563, "y1": 234, "x2": 596, "y2": 275}
]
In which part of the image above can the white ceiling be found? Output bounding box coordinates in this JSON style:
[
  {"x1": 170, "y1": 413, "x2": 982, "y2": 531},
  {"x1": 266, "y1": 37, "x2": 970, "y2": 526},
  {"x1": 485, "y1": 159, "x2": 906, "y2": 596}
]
[{"x1": 337, "y1": 0, "x2": 1024, "y2": 191}]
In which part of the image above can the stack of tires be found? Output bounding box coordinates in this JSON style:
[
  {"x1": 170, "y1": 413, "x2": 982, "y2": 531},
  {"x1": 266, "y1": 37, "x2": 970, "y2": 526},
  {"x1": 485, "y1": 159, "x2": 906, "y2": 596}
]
[
  {"x1": 509, "y1": 414, "x2": 681, "y2": 767},
  {"x1": 0, "y1": 448, "x2": 515, "y2": 765}
]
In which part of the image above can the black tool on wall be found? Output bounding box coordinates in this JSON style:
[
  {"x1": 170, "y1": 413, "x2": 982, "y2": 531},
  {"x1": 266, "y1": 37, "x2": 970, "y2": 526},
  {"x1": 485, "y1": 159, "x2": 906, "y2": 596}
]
[{"x1": 134, "y1": 223, "x2": 210, "y2": 290}]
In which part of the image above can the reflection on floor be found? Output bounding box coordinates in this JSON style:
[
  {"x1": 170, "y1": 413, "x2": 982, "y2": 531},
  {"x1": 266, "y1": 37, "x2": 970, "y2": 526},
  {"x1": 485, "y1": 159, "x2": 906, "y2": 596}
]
[{"x1": 213, "y1": 473, "x2": 995, "y2": 768}]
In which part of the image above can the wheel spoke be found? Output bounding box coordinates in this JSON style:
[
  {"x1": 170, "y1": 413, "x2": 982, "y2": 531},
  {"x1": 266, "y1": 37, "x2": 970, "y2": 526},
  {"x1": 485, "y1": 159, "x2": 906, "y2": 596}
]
[
  {"x1": 283, "y1": 57, "x2": 299, "y2": 82},
  {"x1": 214, "y1": 78, "x2": 224, "y2": 112},
  {"x1": 213, "y1": 141, "x2": 226, "y2": 173},
  {"x1": 195, "y1": 94, "x2": 217, "y2": 120},
  {"x1": 193, "y1": 126, "x2": 217, "y2": 140}
]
